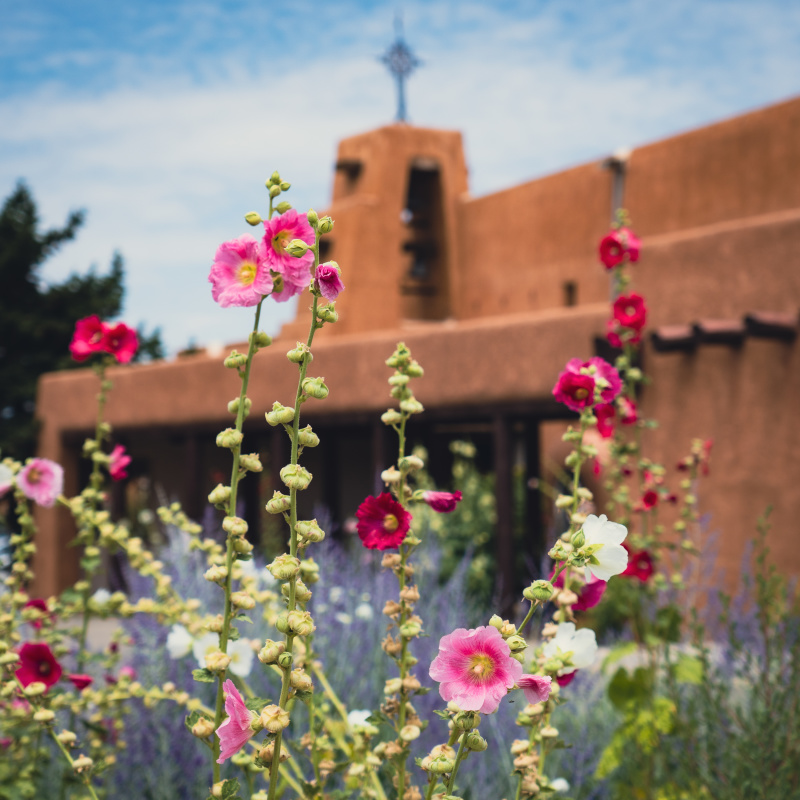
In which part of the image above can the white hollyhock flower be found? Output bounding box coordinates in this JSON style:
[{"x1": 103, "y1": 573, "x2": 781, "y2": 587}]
[
  {"x1": 581, "y1": 514, "x2": 628, "y2": 581},
  {"x1": 192, "y1": 632, "x2": 219, "y2": 668},
  {"x1": 90, "y1": 589, "x2": 112, "y2": 607},
  {"x1": 166, "y1": 624, "x2": 193, "y2": 659},
  {"x1": 355, "y1": 602, "x2": 374, "y2": 621},
  {"x1": 543, "y1": 622, "x2": 598, "y2": 676},
  {"x1": 0, "y1": 463, "x2": 14, "y2": 496},
  {"x1": 227, "y1": 639, "x2": 254, "y2": 677},
  {"x1": 346, "y1": 709, "x2": 372, "y2": 728},
  {"x1": 550, "y1": 777, "x2": 570, "y2": 793}
]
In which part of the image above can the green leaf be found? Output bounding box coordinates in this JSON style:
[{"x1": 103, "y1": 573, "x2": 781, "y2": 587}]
[
  {"x1": 228, "y1": 626, "x2": 240, "y2": 641},
  {"x1": 192, "y1": 668, "x2": 215, "y2": 683},
  {"x1": 220, "y1": 778, "x2": 240, "y2": 799},
  {"x1": 245, "y1": 697, "x2": 272, "y2": 712},
  {"x1": 236, "y1": 614, "x2": 253, "y2": 624},
  {"x1": 674, "y1": 654, "x2": 703, "y2": 685},
  {"x1": 602, "y1": 641, "x2": 638, "y2": 670},
  {"x1": 184, "y1": 710, "x2": 201, "y2": 732},
  {"x1": 607, "y1": 666, "x2": 652, "y2": 710}
]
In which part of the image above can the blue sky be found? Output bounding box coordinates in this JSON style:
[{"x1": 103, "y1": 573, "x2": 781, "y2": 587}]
[{"x1": 2, "y1": 0, "x2": 800, "y2": 352}]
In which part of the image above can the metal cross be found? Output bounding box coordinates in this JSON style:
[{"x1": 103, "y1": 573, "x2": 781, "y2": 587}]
[{"x1": 379, "y1": 14, "x2": 421, "y2": 123}]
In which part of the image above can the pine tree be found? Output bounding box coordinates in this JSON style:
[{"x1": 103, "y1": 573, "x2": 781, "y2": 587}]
[{"x1": 0, "y1": 182, "x2": 163, "y2": 458}]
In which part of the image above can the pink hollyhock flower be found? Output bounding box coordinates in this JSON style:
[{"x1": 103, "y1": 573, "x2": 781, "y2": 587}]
[
  {"x1": 315, "y1": 261, "x2": 345, "y2": 301},
  {"x1": 550, "y1": 568, "x2": 607, "y2": 612},
  {"x1": 355, "y1": 493, "x2": 412, "y2": 550},
  {"x1": 262, "y1": 210, "x2": 315, "y2": 302},
  {"x1": 586, "y1": 357, "x2": 622, "y2": 403},
  {"x1": 209, "y1": 235, "x2": 273, "y2": 308},
  {"x1": 622, "y1": 544, "x2": 655, "y2": 582},
  {"x1": 619, "y1": 396, "x2": 637, "y2": 425},
  {"x1": 216, "y1": 679, "x2": 258, "y2": 764},
  {"x1": 108, "y1": 445, "x2": 131, "y2": 481},
  {"x1": 16, "y1": 642, "x2": 62, "y2": 691},
  {"x1": 69, "y1": 315, "x2": 107, "y2": 361},
  {"x1": 552, "y1": 370, "x2": 595, "y2": 412},
  {"x1": 101, "y1": 322, "x2": 138, "y2": 364},
  {"x1": 23, "y1": 598, "x2": 50, "y2": 630},
  {"x1": 68, "y1": 673, "x2": 94, "y2": 690},
  {"x1": 429, "y1": 625, "x2": 523, "y2": 714},
  {"x1": 17, "y1": 458, "x2": 64, "y2": 508},
  {"x1": 619, "y1": 227, "x2": 641, "y2": 262},
  {"x1": 641, "y1": 489, "x2": 659, "y2": 510},
  {"x1": 598, "y1": 227, "x2": 641, "y2": 269},
  {"x1": 612, "y1": 293, "x2": 647, "y2": 331},
  {"x1": 594, "y1": 403, "x2": 616, "y2": 438},
  {"x1": 422, "y1": 490, "x2": 463, "y2": 513},
  {"x1": 518, "y1": 674, "x2": 552, "y2": 704}
]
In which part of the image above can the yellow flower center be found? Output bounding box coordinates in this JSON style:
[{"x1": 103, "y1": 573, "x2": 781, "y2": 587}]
[
  {"x1": 574, "y1": 387, "x2": 588, "y2": 400},
  {"x1": 468, "y1": 653, "x2": 495, "y2": 681},
  {"x1": 237, "y1": 261, "x2": 257, "y2": 286},
  {"x1": 272, "y1": 230, "x2": 290, "y2": 254},
  {"x1": 27, "y1": 467, "x2": 41, "y2": 484},
  {"x1": 383, "y1": 514, "x2": 399, "y2": 532}
]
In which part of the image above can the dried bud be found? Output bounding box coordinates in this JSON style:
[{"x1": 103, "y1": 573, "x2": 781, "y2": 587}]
[
  {"x1": 204, "y1": 565, "x2": 228, "y2": 584},
  {"x1": 231, "y1": 591, "x2": 255, "y2": 610},
  {"x1": 286, "y1": 610, "x2": 315, "y2": 636},
  {"x1": 192, "y1": 718, "x2": 216, "y2": 738}
]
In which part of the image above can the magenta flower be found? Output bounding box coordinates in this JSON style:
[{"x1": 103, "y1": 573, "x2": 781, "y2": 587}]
[
  {"x1": 619, "y1": 227, "x2": 641, "y2": 262},
  {"x1": 108, "y1": 445, "x2": 131, "y2": 481},
  {"x1": 315, "y1": 261, "x2": 345, "y2": 301},
  {"x1": 17, "y1": 458, "x2": 64, "y2": 508},
  {"x1": 262, "y1": 210, "x2": 315, "y2": 302},
  {"x1": 209, "y1": 235, "x2": 273, "y2": 308},
  {"x1": 16, "y1": 642, "x2": 62, "y2": 691},
  {"x1": 101, "y1": 322, "x2": 139, "y2": 364},
  {"x1": 619, "y1": 396, "x2": 638, "y2": 425},
  {"x1": 23, "y1": 598, "x2": 50, "y2": 630},
  {"x1": 216, "y1": 679, "x2": 258, "y2": 764},
  {"x1": 518, "y1": 674, "x2": 552, "y2": 704},
  {"x1": 550, "y1": 568, "x2": 606, "y2": 612},
  {"x1": 422, "y1": 490, "x2": 463, "y2": 513},
  {"x1": 68, "y1": 673, "x2": 94, "y2": 690},
  {"x1": 69, "y1": 315, "x2": 106, "y2": 361},
  {"x1": 356, "y1": 493, "x2": 412, "y2": 550},
  {"x1": 598, "y1": 227, "x2": 640, "y2": 269},
  {"x1": 552, "y1": 370, "x2": 595, "y2": 412},
  {"x1": 429, "y1": 625, "x2": 523, "y2": 714},
  {"x1": 594, "y1": 403, "x2": 616, "y2": 438},
  {"x1": 612, "y1": 293, "x2": 647, "y2": 331}
]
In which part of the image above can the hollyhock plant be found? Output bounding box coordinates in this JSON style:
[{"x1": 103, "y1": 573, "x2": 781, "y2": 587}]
[
  {"x1": 262, "y1": 209, "x2": 315, "y2": 301},
  {"x1": 355, "y1": 492, "x2": 412, "y2": 550},
  {"x1": 108, "y1": 445, "x2": 131, "y2": 481},
  {"x1": 216, "y1": 680, "x2": 258, "y2": 764},
  {"x1": 599, "y1": 227, "x2": 640, "y2": 269},
  {"x1": 619, "y1": 226, "x2": 641, "y2": 262},
  {"x1": 581, "y1": 513, "x2": 629, "y2": 581},
  {"x1": 641, "y1": 489, "x2": 659, "y2": 510},
  {"x1": 622, "y1": 544, "x2": 655, "y2": 582},
  {"x1": 518, "y1": 674, "x2": 552, "y2": 704},
  {"x1": 550, "y1": 568, "x2": 606, "y2": 612},
  {"x1": 0, "y1": 462, "x2": 12, "y2": 496},
  {"x1": 619, "y1": 396, "x2": 638, "y2": 425},
  {"x1": 209, "y1": 235, "x2": 273, "y2": 308},
  {"x1": 23, "y1": 598, "x2": 50, "y2": 629},
  {"x1": 422, "y1": 490, "x2": 463, "y2": 513},
  {"x1": 315, "y1": 261, "x2": 345, "y2": 301},
  {"x1": 542, "y1": 622, "x2": 598, "y2": 680},
  {"x1": 595, "y1": 403, "x2": 616, "y2": 438},
  {"x1": 612, "y1": 293, "x2": 647, "y2": 331},
  {"x1": 166, "y1": 623, "x2": 194, "y2": 659},
  {"x1": 68, "y1": 674, "x2": 94, "y2": 690},
  {"x1": 552, "y1": 370, "x2": 595, "y2": 412},
  {"x1": 69, "y1": 315, "x2": 106, "y2": 361},
  {"x1": 101, "y1": 322, "x2": 139, "y2": 364},
  {"x1": 17, "y1": 458, "x2": 64, "y2": 508},
  {"x1": 16, "y1": 642, "x2": 62, "y2": 691},
  {"x1": 429, "y1": 625, "x2": 523, "y2": 714}
]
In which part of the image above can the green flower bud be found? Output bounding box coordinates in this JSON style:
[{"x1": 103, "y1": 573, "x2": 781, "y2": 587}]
[
  {"x1": 466, "y1": 731, "x2": 488, "y2": 751},
  {"x1": 297, "y1": 425, "x2": 320, "y2": 447},
  {"x1": 506, "y1": 635, "x2": 527, "y2": 653},
  {"x1": 275, "y1": 613, "x2": 290, "y2": 634},
  {"x1": 216, "y1": 429, "x2": 243, "y2": 449},
  {"x1": 258, "y1": 639, "x2": 285, "y2": 664},
  {"x1": 381, "y1": 409, "x2": 403, "y2": 426},
  {"x1": 280, "y1": 181, "x2": 291, "y2": 191},
  {"x1": 277, "y1": 651, "x2": 293, "y2": 669},
  {"x1": 265, "y1": 491, "x2": 291, "y2": 514},
  {"x1": 239, "y1": 453, "x2": 263, "y2": 472},
  {"x1": 307, "y1": 209, "x2": 319, "y2": 226},
  {"x1": 244, "y1": 211, "x2": 262, "y2": 226},
  {"x1": 286, "y1": 343, "x2": 312, "y2": 364},
  {"x1": 302, "y1": 377, "x2": 329, "y2": 400},
  {"x1": 275, "y1": 201, "x2": 292, "y2": 214},
  {"x1": 400, "y1": 724, "x2": 421, "y2": 742},
  {"x1": 287, "y1": 610, "x2": 315, "y2": 636},
  {"x1": 192, "y1": 717, "x2": 216, "y2": 738},
  {"x1": 260, "y1": 705, "x2": 290, "y2": 733},
  {"x1": 572, "y1": 530, "x2": 586, "y2": 548},
  {"x1": 268, "y1": 555, "x2": 301, "y2": 581},
  {"x1": 222, "y1": 516, "x2": 249, "y2": 537},
  {"x1": 280, "y1": 464, "x2": 312, "y2": 491},
  {"x1": 224, "y1": 350, "x2": 248, "y2": 369},
  {"x1": 405, "y1": 360, "x2": 424, "y2": 378},
  {"x1": 453, "y1": 711, "x2": 480, "y2": 731},
  {"x1": 489, "y1": 615, "x2": 503, "y2": 630},
  {"x1": 283, "y1": 578, "x2": 312, "y2": 602},
  {"x1": 428, "y1": 755, "x2": 455, "y2": 775},
  {"x1": 295, "y1": 519, "x2": 325, "y2": 543},
  {"x1": 269, "y1": 185, "x2": 281, "y2": 198},
  {"x1": 399, "y1": 620, "x2": 422, "y2": 638},
  {"x1": 398, "y1": 455, "x2": 424, "y2": 472},
  {"x1": 318, "y1": 216, "x2": 334, "y2": 234},
  {"x1": 265, "y1": 401, "x2": 295, "y2": 426},
  {"x1": 399, "y1": 398, "x2": 424, "y2": 415},
  {"x1": 286, "y1": 239, "x2": 310, "y2": 257},
  {"x1": 290, "y1": 669, "x2": 313, "y2": 691},
  {"x1": 523, "y1": 580, "x2": 555, "y2": 602},
  {"x1": 317, "y1": 303, "x2": 338, "y2": 323},
  {"x1": 269, "y1": 171, "x2": 281, "y2": 184},
  {"x1": 250, "y1": 330, "x2": 272, "y2": 349},
  {"x1": 233, "y1": 538, "x2": 253, "y2": 554},
  {"x1": 33, "y1": 709, "x2": 55, "y2": 722}
]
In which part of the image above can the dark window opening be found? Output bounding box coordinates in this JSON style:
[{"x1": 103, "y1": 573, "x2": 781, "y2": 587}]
[
  {"x1": 335, "y1": 159, "x2": 362, "y2": 199},
  {"x1": 563, "y1": 281, "x2": 578, "y2": 307},
  {"x1": 318, "y1": 239, "x2": 333, "y2": 263}
]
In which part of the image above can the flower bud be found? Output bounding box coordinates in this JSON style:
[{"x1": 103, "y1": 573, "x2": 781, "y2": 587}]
[
  {"x1": 384, "y1": 678, "x2": 402, "y2": 695},
  {"x1": 204, "y1": 565, "x2": 227, "y2": 583},
  {"x1": 300, "y1": 558, "x2": 320, "y2": 583},
  {"x1": 57, "y1": 730, "x2": 77, "y2": 746},
  {"x1": 453, "y1": 711, "x2": 480, "y2": 731},
  {"x1": 258, "y1": 640, "x2": 285, "y2": 664},
  {"x1": 466, "y1": 731, "x2": 488, "y2": 751},
  {"x1": 297, "y1": 426, "x2": 320, "y2": 447},
  {"x1": 277, "y1": 651, "x2": 293, "y2": 669},
  {"x1": 72, "y1": 756, "x2": 93, "y2": 773},
  {"x1": 399, "y1": 620, "x2": 422, "y2": 638},
  {"x1": 269, "y1": 185, "x2": 281, "y2": 198},
  {"x1": 489, "y1": 615, "x2": 503, "y2": 630},
  {"x1": 428, "y1": 755, "x2": 455, "y2": 775},
  {"x1": 318, "y1": 216, "x2": 334, "y2": 234},
  {"x1": 286, "y1": 343, "x2": 312, "y2": 364},
  {"x1": 233, "y1": 537, "x2": 254, "y2": 554},
  {"x1": 295, "y1": 519, "x2": 325, "y2": 543},
  {"x1": 284, "y1": 578, "x2": 312, "y2": 602},
  {"x1": 381, "y1": 466, "x2": 402, "y2": 484},
  {"x1": 268, "y1": 555, "x2": 301, "y2": 581},
  {"x1": 258, "y1": 742, "x2": 289, "y2": 764},
  {"x1": 398, "y1": 455, "x2": 424, "y2": 472},
  {"x1": 231, "y1": 591, "x2": 255, "y2": 610},
  {"x1": 381, "y1": 409, "x2": 403, "y2": 426},
  {"x1": 34, "y1": 709, "x2": 55, "y2": 722},
  {"x1": 506, "y1": 635, "x2": 527, "y2": 653},
  {"x1": 523, "y1": 580, "x2": 555, "y2": 602},
  {"x1": 208, "y1": 484, "x2": 231, "y2": 506},
  {"x1": 280, "y1": 181, "x2": 291, "y2": 191},
  {"x1": 302, "y1": 377, "x2": 329, "y2": 400},
  {"x1": 399, "y1": 398, "x2": 424, "y2": 415},
  {"x1": 244, "y1": 211, "x2": 262, "y2": 226},
  {"x1": 286, "y1": 239, "x2": 310, "y2": 257},
  {"x1": 224, "y1": 351, "x2": 248, "y2": 369},
  {"x1": 192, "y1": 717, "x2": 216, "y2": 738},
  {"x1": 216, "y1": 428, "x2": 243, "y2": 450},
  {"x1": 405, "y1": 360, "x2": 424, "y2": 378},
  {"x1": 250, "y1": 330, "x2": 272, "y2": 349},
  {"x1": 239, "y1": 453, "x2": 263, "y2": 473},
  {"x1": 317, "y1": 304, "x2": 338, "y2": 323},
  {"x1": 205, "y1": 651, "x2": 231, "y2": 673},
  {"x1": 222, "y1": 516, "x2": 249, "y2": 536},
  {"x1": 275, "y1": 200, "x2": 291, "y2": 214},
  {"x1": 555, "y1": 494, "x2": 573, "y2": 509},
  {"x1": 260, "y1": 705, "x2": 291, "y2": 733},
  {"x1": 265, "y1": 402, "x2": 295, "y2": 426},
  {"x1": 265, "y1": 491, "x2": 291, "y2": 515},
  {"x1": 572, "y1": 530, "x2": 586, "y2": 548},
  {"x1": 307, "y1": 209, "x2": 319, "y2": 226},
  {"x1": 287, "y1": 610, "x2": 315, "y2": 636},
  {"x1": 280, "y1": 464, "x2": 312, "y2": 491},
  {"x1": 399, "y1": 724, "x2": 421, "y2": 742},
  {"x1": 290, "y1": 669, "x2": 313, "y2": 691}
]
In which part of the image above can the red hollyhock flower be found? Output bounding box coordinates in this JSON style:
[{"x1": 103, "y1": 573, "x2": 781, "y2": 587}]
[
  {"x1": 23, "y1": 598, "x2": 50, "y2": 630},
  {"x1": 68, "y1": 674, "x2": 94, "y2": 690},
  {"x1": 101, "y1": 322, "x2": 138, "y2": 364},
  {"x1": 619, "y1": 227, "x2": 641, "y2": 262},
  {"x1": 619, "y1": 396, "x2": 638, "y2": 425},
  {"x1": 599, "y1": 231, "x2": 626, "y2": 269},
  {"x1": 69, "y1": 316, "x2": 106, "y2": 361},
  {"x1": 556, "y1": 672, "x2": 576, "y2": 687},
  {"x1": 550, "y1": 569, "x2": 607, "y2": 612},
  {"x1": 622, "y1": 544, "x2": 654, "y2": 582},
  {"x1": 552, "y1": 371, "x2": 595, "y2": 412},
  {"x1": 16, "y1": 642, "x2": 62, "y2": 691},
  {"x1": 595, "y1": 403, "x2": 616, "y2": 438},
  {"x1": 642, "y1": 489, "x2": 659, "y2": 510},
  {"x1": 421, "y1": 490, "x2": 463, "y2": 513},
  {"x1": 612, "y1": 293, "x2": 647, "y2": 331},
  {"x1": 356, "y1": 493, "x2": 411, "y2": 550},
  {"x1": 606, "y1": 318, "x2": 643, "y2": 349}
]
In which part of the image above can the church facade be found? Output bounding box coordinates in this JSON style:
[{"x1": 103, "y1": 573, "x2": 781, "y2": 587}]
[{"x1": 32, "y1": 96, "x2": 800, "y2": 598}]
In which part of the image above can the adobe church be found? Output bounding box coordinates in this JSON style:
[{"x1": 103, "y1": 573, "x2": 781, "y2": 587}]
[{"x1": 32, "y1": 95, "x2": 800, "y2": 599}]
